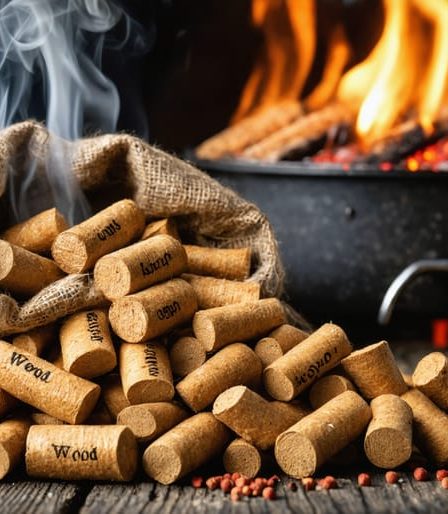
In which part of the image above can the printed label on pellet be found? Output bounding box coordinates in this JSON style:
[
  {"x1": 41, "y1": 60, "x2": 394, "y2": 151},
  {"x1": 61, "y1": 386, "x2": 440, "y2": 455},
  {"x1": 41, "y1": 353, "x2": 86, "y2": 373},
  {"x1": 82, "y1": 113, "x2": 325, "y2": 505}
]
[
  {"x1": 157, "y1": 301, "x2": 181, "y2": 320},
  {"x1": 144, "y1": 343, "x2": 160, "y2": 377},
  {"x1": 52, "y1": 444, "x2": 98, "y2": 461},
  {"x1": 140, "y1": 252, "x2": 172, "y2": 277},
  {"x1": 10, "y1": 352, "x2": 52, "y2": 383},
  {"x1": 97, "y1": 219, "x2": 121, "y2": 241},
  {"x1": 86, "y1": 311, "x2": 104, "y2": 343},
  {"x1": 295, "y1": 347, "x2": 338, "y2": 387}
]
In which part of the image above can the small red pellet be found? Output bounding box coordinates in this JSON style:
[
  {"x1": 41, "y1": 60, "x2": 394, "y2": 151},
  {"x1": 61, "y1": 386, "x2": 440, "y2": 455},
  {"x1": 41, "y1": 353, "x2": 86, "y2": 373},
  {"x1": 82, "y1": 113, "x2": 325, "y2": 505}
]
[
  {"x1": 206, "y1": 477, "x2": 219, "y2": 490},
  {"x1": 242, "y1": 485, "x2": 251, "y2": 497},
  {"x1": 437, "y1": 470, "x2": 448, "y2": 481},
  {"x1": 235, "y1": 476, "x2": 249, "y2": 488},
  {"x1": 262, "y1": 486, "x2": 276, "y2": 500},
  {"x1": 220, "y1": 478, "x2": 233, "y2": 493},
  {"x1": 255, "y1": 477, "x2": 268, "y2": 487},
  {"x1": 231, "y1": 472, "x2": 240, "y2": 481},
  {"x1": 191, "y1": 476, "x2": 204, "y2": 488},
  {"x1": 223, "y1": 473, "x2": 232, "y2": 480},
  {"x1": 252, "y1": 486, "x2": 262, "y2": 497},
  {"x1": 302, "y1": 477, "x2": 315, "y2": 491},
  {"x1": 358, "y1": 473, "x2": 371, "y2": 487},
  {"x1": 441, "y1": 477, "x2": 448, "y2": 489},
  {"x1": 413, "y1": 467, "x2": 429, "y2": 482},
  {"x1": 385, "y1": 471, "x2": 399, "y2": 484},
  {"x1": 287, "y1": 481, "x2": 298, "y2": 491},
  {"x1": 321, "y1": 476, "x2": 337, "y2": 490},
  {"x1": 230, "y1": 488, "x2": 241, "y2": 502}
]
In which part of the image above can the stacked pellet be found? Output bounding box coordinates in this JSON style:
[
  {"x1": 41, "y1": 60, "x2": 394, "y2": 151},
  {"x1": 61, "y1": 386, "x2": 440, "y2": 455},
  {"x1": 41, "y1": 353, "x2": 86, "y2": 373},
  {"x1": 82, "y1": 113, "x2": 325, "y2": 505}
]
[{"x1": 1, "y1": 199, "x2": 447, "y2": 486}]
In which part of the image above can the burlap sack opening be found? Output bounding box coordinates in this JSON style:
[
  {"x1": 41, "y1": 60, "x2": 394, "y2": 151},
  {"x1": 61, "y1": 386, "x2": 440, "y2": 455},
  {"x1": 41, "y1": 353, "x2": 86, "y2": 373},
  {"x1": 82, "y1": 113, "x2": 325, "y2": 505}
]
[{"x1": 0, "y1": 121, "x2": 309, "y2": 335}]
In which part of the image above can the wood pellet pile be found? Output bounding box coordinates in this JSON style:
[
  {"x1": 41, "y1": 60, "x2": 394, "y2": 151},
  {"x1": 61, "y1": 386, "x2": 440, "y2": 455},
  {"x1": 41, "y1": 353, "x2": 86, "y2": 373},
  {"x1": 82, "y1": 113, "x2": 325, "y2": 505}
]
[{"x1": 0, "y1": 198, "x2": 447, "y2": 492}]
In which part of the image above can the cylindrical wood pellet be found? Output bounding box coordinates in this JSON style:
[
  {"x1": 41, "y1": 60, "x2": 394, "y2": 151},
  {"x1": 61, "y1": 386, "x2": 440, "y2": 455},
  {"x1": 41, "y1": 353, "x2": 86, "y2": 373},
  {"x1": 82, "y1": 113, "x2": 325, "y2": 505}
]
[
  {"x1": 169, "y1": 336, "x2": 207, "y2": 377},
  {"x1": 141, "y1": 218, "x2": 180, "y2": 241},
  {"x1": 109, "y1": 278, "x2": 198, "y2": 343},
  {"x1": 143, "y1": 413, "x2": 230, "y2": 484},
  {"x1": 52, "y1": 199, "x2": 146, "y2": 273},
  {"x1": 60, "y1": 309, "x2": 116, "y2": 379},
  {"x1": 275, "y1": 391, "x2": 371, "y2": 478},
  {"x1": 12, "y1": 324, "x2": 56, "y2": 356},
  {"x1": 117, "y1": 402, "x2": 188, "y2": 443},
  {"x1": 100, "y1": 374, "x2": 130, "y2": 419},
  {"x1": 0, "y1": 341, "x2": 100, "y2": 424},
  {"x1": 341, "y1": 341, "x2": 407, "y2": 399},
  {"x1": 401, "y1": 371, "x2": 414, "y2": 388},
  {"x1": 0, "y1": 241, "x2": 64, "y2": 297},
  {"x1": 184, "y1": 245, "x2": 251, "y2": 281},
  {"x1": 94, "y1": 235, "x2": 188, "y2": 299},
  {"x1": 412, "y1": 352, "x2": 448, "y2": 410},
  {"x1": 255, "y1": 324, "x2": 309, "y2": 368},
  {"x1": 213, "y1": 386, "x2": 307, "y2": 450},
  {"x1": 223, "y1": 438, "x2": 262, "y2": 478},
  {"x1": 1, "y1": 208, "x2": 68, "y2": 254},
  {"x1": 264, "y1": 323, "x2": 352, "y2": 401},
  {"x1": 176, "y1": 343, "x2": 262, "y2": 412},
  {"x1": 120, "y1": 341, "x2": 174, "y2": 404},
  {"x1": 309, "y1": 374, "x2": 355, "y2": 409},
  {"x1": 402, "y1": 389, "x2": 448, "y2": 465},
  {"x1": 181, "y1": 274, "x2": 260, "y2": 309},
  {"x1": 193, "y1": 298, "x2": 286, "y2": 352},
  {"x1": 26, "y1": 425, "x2": 137, "y2": 481},
  {"x1": 0, "y1": 416, "x2": 31, "y2": 479},
  {"x1": 364, "y1": 394, "x2": 412, "y2": 468}
]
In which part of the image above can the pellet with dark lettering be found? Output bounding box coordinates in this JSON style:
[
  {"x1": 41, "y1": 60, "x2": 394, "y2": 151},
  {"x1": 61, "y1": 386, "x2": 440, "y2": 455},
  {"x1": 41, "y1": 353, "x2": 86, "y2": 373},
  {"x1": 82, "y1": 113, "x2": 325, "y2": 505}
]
[
  {"x1": 60, "y1": 309, "x2": 116, "y2": 379},
  {"x1": 120, "y1": 341, "x2": 174, "y2": 404},
  {"x1": 0, "y1": 341, "x2": 100, "y2": 424},
  {"x1": 26, "y1": 425, "x2": 137, "y2": 481},
  {"x1": 94, "y1": 235, "x2": 187, "y2": 299},
  {"x1": 109, "y1": 278, "x2": 198, "y2": 343}
]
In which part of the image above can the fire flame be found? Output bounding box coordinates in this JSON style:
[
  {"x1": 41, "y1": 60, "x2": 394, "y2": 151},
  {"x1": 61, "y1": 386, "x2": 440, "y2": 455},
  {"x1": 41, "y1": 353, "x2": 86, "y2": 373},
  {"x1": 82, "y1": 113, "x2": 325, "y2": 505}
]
[
  {"x1": 232, "y1": 0, "x2": 316, "y2": 124},
  {"x1": 234, "y1": 0, "x2": 448, "y2": 144}
]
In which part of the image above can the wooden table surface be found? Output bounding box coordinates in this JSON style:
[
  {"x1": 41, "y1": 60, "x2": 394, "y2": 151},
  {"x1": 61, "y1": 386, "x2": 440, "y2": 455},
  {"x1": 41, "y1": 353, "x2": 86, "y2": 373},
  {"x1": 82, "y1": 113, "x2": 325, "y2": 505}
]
[{"x1": 2, "y1": 341, "x2": 447, "y2": 514}]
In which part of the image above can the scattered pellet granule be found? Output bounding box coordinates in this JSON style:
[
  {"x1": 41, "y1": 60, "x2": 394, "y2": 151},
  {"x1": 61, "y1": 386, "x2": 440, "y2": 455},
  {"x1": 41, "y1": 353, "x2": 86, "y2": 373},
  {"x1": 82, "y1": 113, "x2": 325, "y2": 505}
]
[
  {"x1": 358, "y1": 473, "x2": 371, "y2": 487},
  {"x1": 385, "y1": 471, "x2": 399, "y2": 484},
  {"x1": 413, "y1": 467, "x2": 429, "y2": 481}
]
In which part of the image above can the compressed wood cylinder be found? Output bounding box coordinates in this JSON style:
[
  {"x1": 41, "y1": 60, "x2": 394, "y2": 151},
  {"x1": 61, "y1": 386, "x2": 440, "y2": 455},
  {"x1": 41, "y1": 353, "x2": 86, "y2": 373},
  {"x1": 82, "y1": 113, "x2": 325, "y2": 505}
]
[
  {"x1": 0, "y1": 416, "x2": 31, "y2": 479},
  {"x1": 1, "y1": 208, "x2": 68, "y2": 254},
  {"x1": 109, "y1": 278, "x2": 198, "y2": 343},
  {"x1": 31, "y1": 412, "x2": 66, "y2": 425},
  {"x1": 275, "y1": 391, "x2": 371, "y2": 478},
  {"x1": 309, "y1": 374, "x2": 355, "y2": 409},
  {"x1": 341, "y1": 341, "x2": 407, "y2": 399},
  {"x1": 412, "y1": 352, "x2": 448, "y2": 410},
  {"x1": 94, "y1": 235, "x2": 188, "y2": 299},
  {"x1": 117, "y1": 402, "x2": 188, "y2": 443},
  {"x1": 364, "y1": 394, "x2": 412, "y2": 468},
  {"x1": 169, "y1": 336, "x2": 206, "y2": 377},
  {"x1": 193, "y1": 298, "x2": 286, "y2": 352},
  {"x1": 52, "y1": 199, "x2": 146, "y2": 273},
  {"x1": 255, "y1": 324, "x2": 309, "y2": 367},
  {"x1": 12, "y1": 324, "x2": 56, "y2": 356},
  {"x1": 181, "y1": 273, "x2": 260, "y2": 309},
  {"x1": 0, "y1": 341, "x2": 100, "y2": 424},
  {"x1": 184, "y1": 245, "x2": 251, "y2": 281},
  {"x1": 141, "y1": 218, "x2": 180, "y2": 241},
  {"x1": 60, "y1": 309, "x2": 116, "y2": 379},
  {"x1": 213, "y1": 386, "x2": 307, "y2": 449},
  {"x1": 0, "y1": 241, "x2": 64, "y2": 297},
  {"x1": 143, "y1": 412, "x2": 230, "y2": 484},
  {"x1": 26, "y1": 425, "x2": 137, "y2": 481},
  {"x1": 100, "y1": 374, "x2": 130, "y2": 419},
  {"x1": 223, "y1": 438, "x2": 262, "y2": 478},
  {"x1": 402, "y1": 389, "x2": 448, "y2": 465},
  {"x1": 120, "y1": 341, "x2": 174, "y2": 404},
  {"x1": 176, "y1": 343, "x2": 262, "y2": 412},
  {"x1": 264, "y1": 323, "x2": 352, "y2": 401}
]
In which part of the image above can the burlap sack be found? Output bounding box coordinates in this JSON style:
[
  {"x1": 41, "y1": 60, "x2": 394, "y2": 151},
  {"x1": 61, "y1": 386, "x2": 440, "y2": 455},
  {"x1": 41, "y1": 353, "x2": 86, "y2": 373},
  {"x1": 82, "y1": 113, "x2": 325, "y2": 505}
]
[{"x1": 0, "y1": 121, "x2": 308, "y2": 336}]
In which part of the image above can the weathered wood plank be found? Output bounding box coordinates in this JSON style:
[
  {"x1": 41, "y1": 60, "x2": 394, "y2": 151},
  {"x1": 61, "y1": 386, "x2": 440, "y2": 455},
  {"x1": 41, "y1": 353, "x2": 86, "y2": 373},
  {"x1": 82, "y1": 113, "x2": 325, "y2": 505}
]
[{"x1": 0, "y1": 479, "x2": 87, "y2": 514}]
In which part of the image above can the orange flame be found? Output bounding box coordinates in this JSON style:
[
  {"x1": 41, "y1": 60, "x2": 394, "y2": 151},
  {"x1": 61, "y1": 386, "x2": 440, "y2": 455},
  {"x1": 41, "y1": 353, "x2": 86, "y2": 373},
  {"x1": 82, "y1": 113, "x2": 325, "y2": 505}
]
[{"x1": 232, "y1": 0, "x2": 316, "y2": 124}]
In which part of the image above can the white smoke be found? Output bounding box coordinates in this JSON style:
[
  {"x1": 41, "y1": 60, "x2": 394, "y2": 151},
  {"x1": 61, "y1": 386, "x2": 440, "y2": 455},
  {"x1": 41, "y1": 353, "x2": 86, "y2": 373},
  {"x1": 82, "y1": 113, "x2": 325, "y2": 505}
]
[{"x1": 0, "y1": 0, "x2": 145, "y2": 224}]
